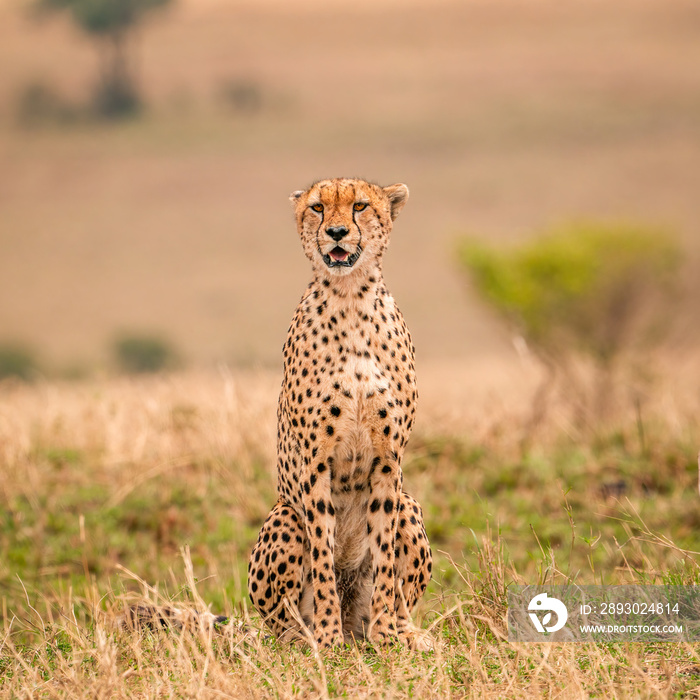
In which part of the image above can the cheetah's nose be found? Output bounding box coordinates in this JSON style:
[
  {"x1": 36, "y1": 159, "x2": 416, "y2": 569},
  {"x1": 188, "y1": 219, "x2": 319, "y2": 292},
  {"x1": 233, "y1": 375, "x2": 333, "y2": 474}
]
[{"x1": 326, "y1": 226, "x2": 349, "y2": 241}]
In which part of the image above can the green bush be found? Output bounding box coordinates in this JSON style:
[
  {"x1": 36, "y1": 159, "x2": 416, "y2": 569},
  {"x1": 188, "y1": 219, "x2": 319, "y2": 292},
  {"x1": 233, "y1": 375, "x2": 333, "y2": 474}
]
[
  {"x1": 458, "y1": 222, "x2": 681, "y2": 425},
  {"x1": 112, "y1": 334, "x2": 178, "y2": 374},
  {"x1": 459, "y1": 223, "x2": 679, "y2": 362},
  {"x1": 0, "y1": 345, "x2": 39, "y2": 381}
]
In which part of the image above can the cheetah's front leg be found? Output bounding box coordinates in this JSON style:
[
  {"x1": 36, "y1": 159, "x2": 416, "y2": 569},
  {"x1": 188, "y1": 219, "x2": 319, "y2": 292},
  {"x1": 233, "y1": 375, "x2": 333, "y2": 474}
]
[
  {"x1": 302, "y1": 454, "x2": 344, "y2": 648},
  {"x1": 394, "y1": 491, "x2": 433, "y2": 650},
  {"x1": 366, "y1": 453, "x2": 402, "y2": 645}
]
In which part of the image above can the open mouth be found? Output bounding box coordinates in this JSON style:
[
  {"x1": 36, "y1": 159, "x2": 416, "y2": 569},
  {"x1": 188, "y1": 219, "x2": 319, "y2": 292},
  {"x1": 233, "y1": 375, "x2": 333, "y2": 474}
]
[
  {"x1": 329, "y1": 246, "x2": 349, "y2": 263},
  {"x1": 322, "y1": 245, "x2": 362, "y2": 268}
]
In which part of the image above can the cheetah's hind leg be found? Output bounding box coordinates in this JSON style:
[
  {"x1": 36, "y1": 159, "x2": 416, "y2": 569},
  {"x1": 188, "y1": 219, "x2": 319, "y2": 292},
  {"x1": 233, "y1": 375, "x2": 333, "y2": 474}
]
[{"x1": 248, "y1": 501, "x2": 312, "y2": 643}]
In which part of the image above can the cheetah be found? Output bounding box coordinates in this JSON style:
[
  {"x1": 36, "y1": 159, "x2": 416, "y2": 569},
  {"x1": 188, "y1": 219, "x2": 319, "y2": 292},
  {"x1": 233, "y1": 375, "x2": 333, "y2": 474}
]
[{"x1": 247, "y1": 178, "x2": 432, "y2": 650}]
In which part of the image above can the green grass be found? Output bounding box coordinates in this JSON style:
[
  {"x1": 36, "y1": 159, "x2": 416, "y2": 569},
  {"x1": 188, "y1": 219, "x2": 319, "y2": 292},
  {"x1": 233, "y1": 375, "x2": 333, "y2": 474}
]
[
  {"x1": 1, "y1": 374, "x2": 699, "y2": 697},
  {"x1": 5, "y1": 427, "x2": 696, "y2": 624}
]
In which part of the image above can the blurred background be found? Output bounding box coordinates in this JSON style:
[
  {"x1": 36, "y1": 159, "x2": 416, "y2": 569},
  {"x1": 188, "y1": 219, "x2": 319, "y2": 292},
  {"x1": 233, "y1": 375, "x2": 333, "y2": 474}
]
[
  {"x1": 3, "y1": 3, "x2": 700, "y2": 670},
  {"x1": 1, "y1": 0, "x2": 699, "y2": 379}
]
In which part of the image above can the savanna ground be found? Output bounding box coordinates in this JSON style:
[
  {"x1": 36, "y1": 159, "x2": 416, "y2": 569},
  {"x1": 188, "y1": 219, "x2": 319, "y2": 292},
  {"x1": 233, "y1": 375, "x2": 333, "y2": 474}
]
[
  {"x1": 0, "y1": 365, "x2": 699, "y2": 697},
  {"x1": 2, "y1": 0, "x2": 700, "y2": 696}
]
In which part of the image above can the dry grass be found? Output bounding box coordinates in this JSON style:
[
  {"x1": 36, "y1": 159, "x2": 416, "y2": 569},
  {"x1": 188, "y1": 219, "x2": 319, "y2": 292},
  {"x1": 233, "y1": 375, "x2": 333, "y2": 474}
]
[
  {"x1": 4, "y1": 543, "x2": 700, "y2": 699},
  {"x1": 0, "y1": 363, "x2": 699, "y2": 697}
]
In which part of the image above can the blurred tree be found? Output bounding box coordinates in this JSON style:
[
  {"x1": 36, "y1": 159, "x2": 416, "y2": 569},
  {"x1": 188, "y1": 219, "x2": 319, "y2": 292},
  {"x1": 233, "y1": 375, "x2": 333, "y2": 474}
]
[
  {"x1": 458, "y1": 223, "x2": 680, "y2": 431},
  {"x1": 36, "y1": 0, "x2": 172, "y2": 118}
]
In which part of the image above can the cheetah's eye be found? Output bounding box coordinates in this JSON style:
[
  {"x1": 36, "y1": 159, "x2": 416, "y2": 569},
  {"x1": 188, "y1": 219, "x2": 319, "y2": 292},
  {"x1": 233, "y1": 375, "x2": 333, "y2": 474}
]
[
  {"x1": 353, "y1": 202, "x2": 368, "y2": 212},
  {"x1": 311, "y1": 203, "x2": 323, "y2": 213}
]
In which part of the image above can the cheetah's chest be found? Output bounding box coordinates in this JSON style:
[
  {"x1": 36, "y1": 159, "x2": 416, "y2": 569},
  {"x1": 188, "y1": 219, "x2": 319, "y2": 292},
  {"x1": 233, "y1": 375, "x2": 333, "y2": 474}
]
[
  {"x1": 328, "y1": 352, "x2": 386, "y2": 483},
  {"x1": 325, "y1": 369, "x2": 380, "y2": 571},
  {"x1": 320, "y1": 351, "x2": 403, "y2": 571},
  {"x1": 283, "y1": 289, "x2": 416, "y2": 567}
]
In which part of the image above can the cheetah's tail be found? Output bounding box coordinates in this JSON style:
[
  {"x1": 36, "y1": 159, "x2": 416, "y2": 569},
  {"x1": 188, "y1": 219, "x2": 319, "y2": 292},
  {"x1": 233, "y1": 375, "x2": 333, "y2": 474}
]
[{"x1": 118, "y1": 603, "x2": 245, "y2": 636}]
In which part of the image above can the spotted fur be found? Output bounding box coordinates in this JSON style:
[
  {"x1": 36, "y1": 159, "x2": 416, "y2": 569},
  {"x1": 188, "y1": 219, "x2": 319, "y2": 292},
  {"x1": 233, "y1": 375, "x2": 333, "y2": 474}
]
[{"x1": 247, "y1": 178, "x2": 432, "y2": 649}]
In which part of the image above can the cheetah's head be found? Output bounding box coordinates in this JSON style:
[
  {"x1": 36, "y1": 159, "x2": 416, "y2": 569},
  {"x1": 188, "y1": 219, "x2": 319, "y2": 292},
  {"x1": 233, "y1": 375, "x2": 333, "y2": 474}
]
[{"x1": 289, "y1": 178, "x2": 408, "y2": 279}]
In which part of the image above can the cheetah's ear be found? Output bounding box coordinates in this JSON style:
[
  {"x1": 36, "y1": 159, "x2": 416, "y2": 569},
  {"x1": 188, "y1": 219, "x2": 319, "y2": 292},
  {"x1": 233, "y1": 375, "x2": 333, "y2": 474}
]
[
  {"x1": 383, "y1": 183, "x2": 409, "y2": 221},
  {"x1": 289, "y1": 190, "x2": 305, "y2": 205}
]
